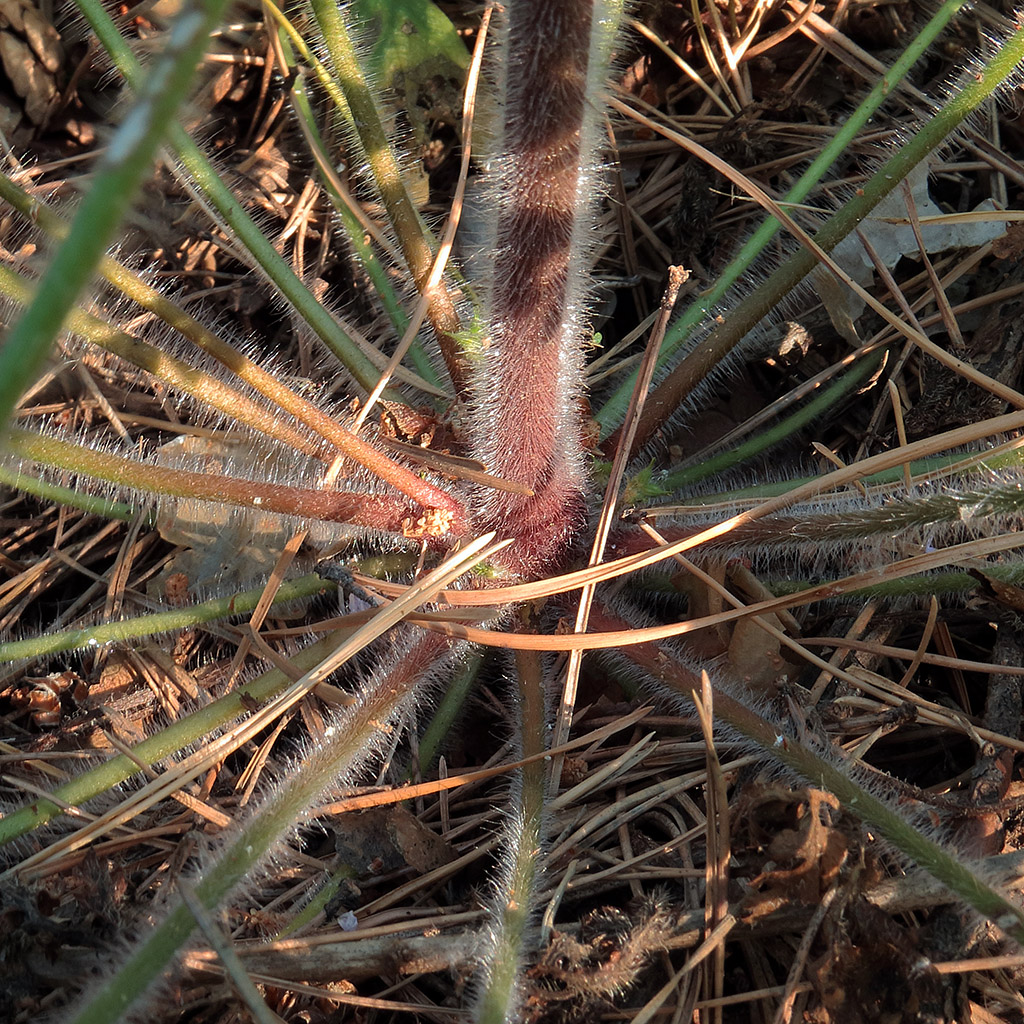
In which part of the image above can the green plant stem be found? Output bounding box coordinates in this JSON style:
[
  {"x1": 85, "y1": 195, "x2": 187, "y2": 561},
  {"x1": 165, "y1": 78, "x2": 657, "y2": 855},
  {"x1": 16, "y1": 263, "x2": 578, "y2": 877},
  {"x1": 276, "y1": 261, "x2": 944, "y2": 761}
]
[
  {"x1": 657, "y1": 444, "x2": 1024, "y2": 508},
  {"x1": 70, "y1": 0, "x2": 388, "y2": 397},
  {"x1": 287, "y1": 77, "x2": 407, "y2": 338},
  {"x1": 476, "y1": 643, "x2": 549, "y2": 1024},
  {"x1": 766, "y1": 561, "x2": 1024, "y2": 600},
  {"x1": 0, "y1": 574, "x2": 328, "y2": 663},
  {"x1": 0, "y1": 629, "x2": 344, "y2": 846},
  {"x1": 640, "y1": 556, "x2": 1024, "y2": 603},
  {"x1": 415, "y1": 648, "x2": 485, "y2": 771},
  {"x1": 0, "y1": 0, "x2": 228, "y2": 430},
  {"x1": 285, "y1": 66, "x2": 446, "y2": 391},
  {"x1": 306, "y1": 0, "x2": 423, "y2": 252},
  {"x1": 264, "y1": 2, "x2": 446, "y2": 394},
  {"x1": 660, "y1": 349, "x2": 885, "y2": 491},
  {"x1": 307, "y1": 0, "x2": 467, "y2": 392},
  {"x1": 261, "y1": 4, "x2": 406, "y2": 313},
  {"x1": 273, "y1": 862, "x2": 359, "y2": 938},
  {"x1": 0, "y1": 462, "x2": 136, "y2": 520},
  {"x1": 594, "y1": 0, "x2": 982, "y2": 438}
]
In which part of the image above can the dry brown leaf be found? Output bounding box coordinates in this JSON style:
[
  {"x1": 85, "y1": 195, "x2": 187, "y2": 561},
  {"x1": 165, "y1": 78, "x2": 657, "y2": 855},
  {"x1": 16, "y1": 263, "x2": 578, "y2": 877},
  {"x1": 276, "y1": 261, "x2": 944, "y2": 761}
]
[
  {"x1": 331, "y1": 805, "x2": 457, "y2": 878},
  {"x1": 738, "y1": 785, "x2": 848, "y2": 919},
  {"x1": 810, "y1": 899, "x2": 949, "y2": 1024},
  {"x1": 0, "y1": 0, "x2": 60, "y2": 125}
]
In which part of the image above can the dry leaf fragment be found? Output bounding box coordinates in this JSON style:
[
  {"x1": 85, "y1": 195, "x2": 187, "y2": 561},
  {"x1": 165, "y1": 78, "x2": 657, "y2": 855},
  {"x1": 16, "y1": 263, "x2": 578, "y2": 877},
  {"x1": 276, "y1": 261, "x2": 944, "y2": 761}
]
[
  {"x1": 738, "y1": 785, "x2": 849, "y2": 919},
  {"x1": 968, "y1": 567, "x2": 1024, "y2": 613},
  {"x1": 0, "y1": 0, "x2": 61, "y2": 124},
  {"x1": 332, "y1": 805, "x2": 457, "y2": 878},
  {"x1": 401, "y1": 508, "x2": 455, "y2": 538}
]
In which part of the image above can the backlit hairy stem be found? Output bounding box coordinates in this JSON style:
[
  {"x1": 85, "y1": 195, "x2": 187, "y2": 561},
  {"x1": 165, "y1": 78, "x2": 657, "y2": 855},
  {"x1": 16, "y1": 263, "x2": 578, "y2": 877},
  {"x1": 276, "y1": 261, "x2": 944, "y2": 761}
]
[
  {"x1": 0, "y1": 0, "x2": 229, "y2": 429},
  {"x1": 62, "y1": 532, "x2": 505, "y2": 1023},
  {"x1": 0, "y1": 462, "x2": 135, "y2": 520},
  {"x1": 67, "y1": 629, "x2": 461, "y2": 1024},
  {"x1": 0, "y1": 169, "x2": 428, "y2": 398},
  {"x1": 0, "y1": 176, "x2": 463, "y2": 516},
  {"x1": 474, "y1": 0, "x2": 623, "y2": 575},
  {"x1": 7, "y1": 428, "x2": 419, "y2": 533},
  {"x1": 0, "y1": 574, "x2": 330, "y2": 664}
]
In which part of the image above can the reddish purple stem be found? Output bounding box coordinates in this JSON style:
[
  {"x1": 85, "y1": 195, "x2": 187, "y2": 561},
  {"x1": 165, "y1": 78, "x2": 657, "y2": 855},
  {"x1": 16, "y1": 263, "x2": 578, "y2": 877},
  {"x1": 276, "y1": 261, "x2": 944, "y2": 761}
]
[{"x1": 471, "y1": 0, "x2": 600, "y2": 576}]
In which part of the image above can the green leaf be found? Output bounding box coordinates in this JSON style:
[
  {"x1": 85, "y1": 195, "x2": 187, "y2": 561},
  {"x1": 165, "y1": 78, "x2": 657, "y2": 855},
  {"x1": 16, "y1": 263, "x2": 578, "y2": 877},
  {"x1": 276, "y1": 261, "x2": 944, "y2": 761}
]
[
  {"x1": 351, "y1": 0, "x2": 468, "y2": 86},
  {"x1": 349, "y1": 0, "x2": 468, "y2": 151}
]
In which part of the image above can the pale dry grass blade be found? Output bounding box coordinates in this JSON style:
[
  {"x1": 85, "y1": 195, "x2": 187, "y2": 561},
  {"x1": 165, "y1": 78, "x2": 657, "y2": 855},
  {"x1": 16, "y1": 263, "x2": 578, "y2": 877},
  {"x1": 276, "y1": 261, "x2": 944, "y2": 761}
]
[
  {"x1": 423, "y1": 532, "x2": 1024, "y2": 654},
  {"x1": 550, "y1": 266, "x2": 686, "y2": 784}
]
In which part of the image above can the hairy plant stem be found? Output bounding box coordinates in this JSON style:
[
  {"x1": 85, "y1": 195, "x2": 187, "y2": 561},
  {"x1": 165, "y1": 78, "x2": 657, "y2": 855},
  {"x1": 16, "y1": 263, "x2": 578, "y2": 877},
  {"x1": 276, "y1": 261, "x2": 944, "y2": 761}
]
[
  {"x1": 6, "y1": 427, "x2": 434, "y2": 534},
  {"x1": 263, "y1": 5, "x2": 443, "y2": 392},
  {"x1": 415, "y1": 648, "x2": 485, "y2": 771},
  {"x1": 0, "y1": 0, "x2": 229, "y2": 429},
  {"x1": 0, "y1": 188, "x2": 460, "y2": 512},
  {"x1": 0, "y1": 264, "x2": 322, "y2": 457},
  {"x1": 60, "y1": 532, "x2": 507, "y2": 1022},
  {"x1": 661, "y1": 444, "x2": 1024, "y2": 507},
  {"x1": 715, "y1": 690, "x2": 1024, "y2": 947},
  {"x1": 0, "y1": 574, "x2": 329, "y2": 663},
  {"x1": 633, "y1": 558, "x2": 1024, "y2": 602},
  {"x1": 766, "y1": 560, "x2": 1024, "y2": 599},
  {"x1": 637, "y1": 474, "x2": 1024, "y2": 568},
  {"x1": 476, "y1": 643, "x2": 549, "y2": 1023},
  {"x1": 0, "y1": 462, "x2": 135, "y2": 520},
  {"x1": 0, "y1": 170, "x2": 439, "y2": 397},
  {"x1": 475, "y1": 0, "x2": 622, "y2": 575},
  {"x1": 6, "y1": 0, "x2": 1020, "y2": 1017}
]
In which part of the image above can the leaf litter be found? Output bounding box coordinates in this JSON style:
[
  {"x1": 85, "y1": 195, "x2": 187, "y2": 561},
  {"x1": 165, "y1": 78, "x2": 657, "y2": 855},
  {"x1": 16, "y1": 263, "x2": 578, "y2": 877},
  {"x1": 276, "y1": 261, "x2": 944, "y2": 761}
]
[{"x1": 3, "y1": 0, "x2": 1024, "y2": 1022}]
